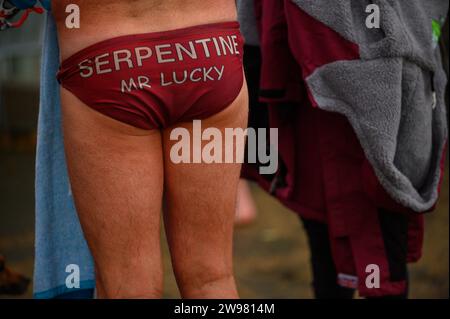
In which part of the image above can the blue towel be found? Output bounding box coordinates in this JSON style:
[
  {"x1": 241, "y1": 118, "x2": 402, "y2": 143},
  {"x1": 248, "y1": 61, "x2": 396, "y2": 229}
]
[{"x1": 33, "y1": 13, "x2": 94, "y2": 299}]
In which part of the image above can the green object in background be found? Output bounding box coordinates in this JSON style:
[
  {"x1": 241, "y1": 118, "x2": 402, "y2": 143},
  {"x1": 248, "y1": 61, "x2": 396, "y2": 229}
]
[{"x1": 432, "y1": 19, "x2": 443, "y2": 46}]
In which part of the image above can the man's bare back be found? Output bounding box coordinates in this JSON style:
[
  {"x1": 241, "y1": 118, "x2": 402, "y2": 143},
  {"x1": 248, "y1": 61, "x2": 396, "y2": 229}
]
[{"x1": 52, "y1": 0, "x2": 237, "y2": 59}]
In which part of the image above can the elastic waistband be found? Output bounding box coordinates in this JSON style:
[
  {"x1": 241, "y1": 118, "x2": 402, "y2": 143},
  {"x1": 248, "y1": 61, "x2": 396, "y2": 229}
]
[{"x1": 60, "y1": 21, "x2": 241, "y2": 68}]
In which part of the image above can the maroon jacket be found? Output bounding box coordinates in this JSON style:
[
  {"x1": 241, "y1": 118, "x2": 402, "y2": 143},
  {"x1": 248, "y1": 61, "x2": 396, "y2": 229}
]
[{"x1": 242, "y1": 0, "x2": 433, "y2": 297}]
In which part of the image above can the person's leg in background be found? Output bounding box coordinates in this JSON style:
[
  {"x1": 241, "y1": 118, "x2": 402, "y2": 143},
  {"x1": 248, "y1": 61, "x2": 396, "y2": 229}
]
[
  {"x1": 235, "y1": 45, "x2": 265, "y2": 226},
  {"x1": 235, "y1": 179, "x2": 258, "y2": 226},
  {"x1": 60, "y1": 88, "x2": 165, "y2": 299},
  {"x1": 300, "y1": 208, "x2": 411, "y2": 299},
  {"x1": 300, "y1": 218, "x2": 355, "y2": 299},
  {"x1": 366, "y1": 208, "x2": 410, "y2": 299},
  {"x1": 162, "y1": 80, "x2": 249, "y2": 299}
]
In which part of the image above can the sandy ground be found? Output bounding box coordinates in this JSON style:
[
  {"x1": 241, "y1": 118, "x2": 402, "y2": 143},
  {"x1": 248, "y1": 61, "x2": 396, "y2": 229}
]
[{"x1": 0, "y1": 145, "x2": 448, "y2": 299}]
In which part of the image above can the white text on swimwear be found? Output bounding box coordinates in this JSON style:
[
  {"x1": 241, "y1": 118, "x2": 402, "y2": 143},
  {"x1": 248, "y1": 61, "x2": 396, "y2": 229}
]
[
  {"x1": 78, "y1": 35, "x2": 240, "y2": 78},
  {"x1": 162, "y1": 65, "x2": 224, "y2": 86},
  {"x1": 120, "y1": 65, "x2": 225, "y2": 92},
  {"x1": 121, "y1": 76, "x2": 152, "y2": 92},
  {"x1": 170, "y1": 120, "x2": 278, "y2": 175}
]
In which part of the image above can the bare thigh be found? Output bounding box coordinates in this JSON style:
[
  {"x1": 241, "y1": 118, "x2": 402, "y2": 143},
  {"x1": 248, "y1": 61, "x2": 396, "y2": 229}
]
[
  {"x1": 162, "y1": 80, "x2": 249, "y2": 298},
  {"x1": 60, "y1": 88, "x2": 164, "y2": 298}
]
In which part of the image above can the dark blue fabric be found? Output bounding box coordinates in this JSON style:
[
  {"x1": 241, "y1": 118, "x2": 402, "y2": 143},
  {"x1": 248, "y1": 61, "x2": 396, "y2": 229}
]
[
  {"x1": 9, "y1": 0, "x2": 50, "y2": 10},
  {"x1": 53, "y1": 289, "x2": 95, "y2": 300},
  {"x1": 9, "y1": 0, "x2": 37, "y2": 9}
]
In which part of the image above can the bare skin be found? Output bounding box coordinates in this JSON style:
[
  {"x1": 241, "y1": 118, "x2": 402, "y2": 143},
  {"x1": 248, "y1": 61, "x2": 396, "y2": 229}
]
[
  {"x1": 52, "y1": 1, "x2": 247, "y2": 298},
  {"x1": 235, "y1": 179, "x2": 258, "y2": 226},
  {"x1": 52, "y1": 0, "x2": 238, "y2": 60}
]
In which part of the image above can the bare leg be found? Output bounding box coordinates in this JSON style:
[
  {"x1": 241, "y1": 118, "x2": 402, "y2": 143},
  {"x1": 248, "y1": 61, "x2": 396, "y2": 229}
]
[
  {"x1": 235, "y1": 179, "x2": 258, "y2": 226},
  {"x1": 60, "y1": 88, "x2": 164, "y2": 299},
  {"x1": 162, "y1": 81, "x2": 249, "y2": 299}
]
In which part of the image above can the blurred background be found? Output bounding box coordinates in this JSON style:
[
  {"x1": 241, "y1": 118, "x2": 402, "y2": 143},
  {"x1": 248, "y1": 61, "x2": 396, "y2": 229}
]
[{"x1": 0, "y1": 14, "x2": 448, "y2": 299}]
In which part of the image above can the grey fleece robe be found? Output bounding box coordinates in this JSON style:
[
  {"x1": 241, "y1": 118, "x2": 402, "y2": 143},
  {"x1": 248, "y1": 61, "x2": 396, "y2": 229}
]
[{"x1": 238, "y1": 0, "x2": 448, "y2": 212}]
